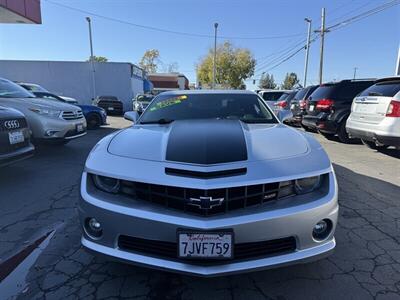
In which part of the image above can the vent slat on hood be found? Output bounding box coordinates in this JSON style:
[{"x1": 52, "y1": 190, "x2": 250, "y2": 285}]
[
  {"x1": 166, "y1": 119, "x2": 247, "y2": 165},
  {"x1": 165, "y1": 167, "x2": 247, "y2": 179}
]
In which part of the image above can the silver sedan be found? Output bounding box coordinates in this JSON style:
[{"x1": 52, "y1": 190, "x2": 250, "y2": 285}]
[{"x1": 79, "y1": 90, "x2": 338, "y2": 277}]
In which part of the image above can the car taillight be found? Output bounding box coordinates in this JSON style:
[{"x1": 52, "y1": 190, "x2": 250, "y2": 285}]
[
  {"x1": 386, "y1": 100, "x2": 400, "y2": 117},
  {"x1": 299, "y1": 100, "x2": 306, "y2": 109},
  {"x1": 275, "y1": 100, "x2": 287, "y2": 108},
  {"x1": 316, "y1": 99, "x2": 334, "y2": 111}
]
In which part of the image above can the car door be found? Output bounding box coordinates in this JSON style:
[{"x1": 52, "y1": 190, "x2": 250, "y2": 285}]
[{"x1": 351, "y1": 80, "x2": 400, "y2": 124}]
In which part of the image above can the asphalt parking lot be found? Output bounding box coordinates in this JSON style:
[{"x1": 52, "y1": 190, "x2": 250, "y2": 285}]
[{"x1": 0, "y1": 117, "x2": 399, "y2": 300}]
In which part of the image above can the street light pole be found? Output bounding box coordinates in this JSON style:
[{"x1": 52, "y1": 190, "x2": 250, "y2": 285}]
[
  {"x1": 353, "y1": 67, "x2": 358, "y2": 80},
  {"x1": 303, "y1": 18, "x2": 312, "y2": 88},
  {"x1": 315, "y1": 8, "x2": 328, "y2": 85},
  {"x1": 396, "y1": 44, "x2": 400, "y2": 75},
  {"x1": 86, "y1": 17, "x2": 96, "y2": 101},
  {"x1": 212, "y1": 22, "x2": 218, "y2": 89}
]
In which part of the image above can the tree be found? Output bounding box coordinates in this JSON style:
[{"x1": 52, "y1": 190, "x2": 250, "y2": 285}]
[
  {"x1": 281, "y1": 72, "x2": 300, "y2": 89},
  {"x1": 197, "y1": 41, "x2": 255, "y2": 89},
  {"x1": 87, "y1": 56, "x2": 108, "y2": 62},
  {"x1": 139, "y1": 49, "x2": 160, "y2": 73},
  {"x1": 258, "y1": 73, "x2": 276, "y2": 89}
]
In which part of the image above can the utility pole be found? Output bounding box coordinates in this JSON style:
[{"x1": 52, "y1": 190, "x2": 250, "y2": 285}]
[
  {"x1": 353, "y1": 67, "x2": 358, "y2": 79},
  {"x1": 303, "y1": 18, "x2": 312, "y2": 87},
  {"x1": 86, "y1": 17, "x2": 97, "y2": 101},
  {"x1": 396, "y1": 44, "x2": 400, "y2": 75},
  {"x1": 212, "y1": 23, "x2": 218, "y2": 89},
  {"x1": 315, "y1": 8, "x2": 329, "y2": 85}
]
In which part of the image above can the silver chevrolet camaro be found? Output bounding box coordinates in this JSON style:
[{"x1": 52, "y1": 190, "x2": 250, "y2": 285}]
[{"x1": 79, "y1": 90, "x2": 338, "y2": 277}]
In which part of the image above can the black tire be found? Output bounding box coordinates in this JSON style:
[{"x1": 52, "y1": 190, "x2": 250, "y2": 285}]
[
  {"x1": 337, "y1": 121, "x2": 353, "y2": 144},
  {"x1": 320, "y1": 131, "x2": 336, "y2": 140},
  {"x1": 361, "y1": 139, "x2": 389, "y2": 150},
  {"x1": 87, "y1": 113, "x2": 101, "y2": 130},
  {"x1": 301, "y1": 124, "x2": 316, "y2": 132}
]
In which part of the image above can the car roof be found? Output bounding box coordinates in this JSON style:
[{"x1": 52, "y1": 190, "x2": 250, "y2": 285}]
[{"x1": 375, "y1": 76, "x2": 400, "y2": 84}]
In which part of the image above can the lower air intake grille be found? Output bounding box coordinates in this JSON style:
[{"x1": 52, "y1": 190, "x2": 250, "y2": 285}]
[{"x1": 118, "y1": 235, "x2": 297, "y2": 264}]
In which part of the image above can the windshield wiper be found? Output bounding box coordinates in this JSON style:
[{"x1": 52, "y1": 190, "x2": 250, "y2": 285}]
[{"x1": 140, "y1": 118, "x2": 174, "y2": 124}]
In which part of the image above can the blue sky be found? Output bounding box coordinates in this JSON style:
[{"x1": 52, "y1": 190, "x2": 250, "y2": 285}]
[{"x1": 0, "y1": 0, "x2": 399, "y2": 89}]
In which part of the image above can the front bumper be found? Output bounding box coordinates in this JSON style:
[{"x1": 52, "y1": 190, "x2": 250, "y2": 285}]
[
  {"x1": 79, "y1": 172, "x2": 338, "y2": 276},
  {"x1": 31, "y1": 116, "x2": 87, "y2": 141},
  {"x1": 0, "y1": 143, "x2": 35, "y2": 167}
]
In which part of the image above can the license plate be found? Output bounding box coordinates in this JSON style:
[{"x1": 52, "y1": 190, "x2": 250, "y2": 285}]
[
  {"x1": 9, "y1": 131, "x2": 24, "y2": 145},
  {"x1": 76, "y1": 124, "x2": 84, "y2": 132},
  {"x1": 291, "y1": 104, "x2": 295, "y2": 109},
  {"x1": 107, "y1": 107, "x2": 114, "y2": 111},
  {"x1": 309, "y1": 105, "x2": 315, "y2": 111},
  {"x1": 178, "y1": 232, "x2": 233, "y2": 259}
]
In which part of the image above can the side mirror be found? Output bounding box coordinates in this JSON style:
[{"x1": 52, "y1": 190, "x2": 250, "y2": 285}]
[{"x1": 124, "y1": 111, "x2": 139, "y2": 123}]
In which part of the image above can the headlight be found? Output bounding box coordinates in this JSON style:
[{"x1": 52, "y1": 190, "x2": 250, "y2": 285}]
[
  {"x1": 92, "y1": 174, "x2": 120, "y2": 193},
  {"x1": 29, "y1": 108, "x2": 61, "y2": 118},
  {"x1": 295, "y1": 175, "x2": 321, "y2": 194}
]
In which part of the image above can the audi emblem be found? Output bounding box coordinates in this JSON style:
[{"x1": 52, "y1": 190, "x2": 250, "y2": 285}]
[{"x1": 4, "y1": 120, "x2": 20, "y2": 130}]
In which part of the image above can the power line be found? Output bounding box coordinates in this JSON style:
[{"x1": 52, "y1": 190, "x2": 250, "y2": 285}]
[
  {"x1": 44, "y1": 0, "x2": 303, "y2": 40},
  {"x1": 254, "y1": 0, "x2": 400, "y2": 78}
]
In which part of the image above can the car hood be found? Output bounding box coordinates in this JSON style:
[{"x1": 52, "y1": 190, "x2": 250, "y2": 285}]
[
  {"x1": 107, "y1": 119, "x2": 310, "y2": 164},
  {"x1": 16, "y1": 97, "x2": 80, "y2": 111}
]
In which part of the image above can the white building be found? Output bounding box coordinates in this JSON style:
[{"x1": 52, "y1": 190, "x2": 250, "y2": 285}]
[{"x1": 0, "y1": 60, "x2": 150, "y2": 110}]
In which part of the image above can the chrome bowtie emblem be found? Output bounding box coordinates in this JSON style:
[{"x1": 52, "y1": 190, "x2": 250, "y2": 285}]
[
  {"x1": 4, "y1": 120, "x2": 20, "y2": 130},
  {"x1": 188, "y1": 196, "x2": 225, "y2": 210}
]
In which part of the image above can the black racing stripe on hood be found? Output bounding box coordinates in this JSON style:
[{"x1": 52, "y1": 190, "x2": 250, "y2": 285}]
[{"x1": 166, "y1": 119, "x2": 247, "y2": 164}]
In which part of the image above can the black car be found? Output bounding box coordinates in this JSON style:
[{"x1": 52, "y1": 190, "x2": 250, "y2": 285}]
[
  {"x1": 302, "y1": 79, "x2": 375, "y2": 143},
  {"x1": 286, "y1": 85, "x2": 318, "y2": 127},
  {"x1": 93, "y1": 96, "x2": 124, "y2": 115},
  {"x1": 0, "y1": 106, "x2": 34, "y2": 167}
]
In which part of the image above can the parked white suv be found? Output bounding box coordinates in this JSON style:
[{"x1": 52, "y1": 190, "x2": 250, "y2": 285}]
[
  {"x1": 0, "y1": 78, "x2": 87, "y2": 145},
  {"x1": 346, "y1": 76, "x2": 400, "y2": 150}
]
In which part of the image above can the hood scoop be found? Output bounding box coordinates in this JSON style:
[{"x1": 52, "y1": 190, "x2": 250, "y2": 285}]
[
  {"x1": 165, "y1": 167, "x2": 247, "y2": 179},
  {"x1": 166, "y1": 119, "x2": 247, "y2": 165}
]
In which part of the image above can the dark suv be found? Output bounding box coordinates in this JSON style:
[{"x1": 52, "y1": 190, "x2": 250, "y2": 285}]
[
  {"x1": 302, "y1": 79, "x2": 375, "y2": 143},
  {"x1": 286, "y1": 85, "x2": 318, "y2": 127},
  {"x1": 0, "y1": 106, "x2": 34, "y2": 167},
  {"x1": 93, "y1": 96, "x2": 124, "y2": 115}
]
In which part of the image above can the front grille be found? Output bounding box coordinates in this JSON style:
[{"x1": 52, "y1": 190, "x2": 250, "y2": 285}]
[
  {"x1": 118, "y1": 235, "x2": 297, "y2": 264},
  {"x1": 0, "y1": 118, "x2": 28, "y2": 131},
  {"x1": 0, "y1": 137, "x2": 30, "y2": 154},
  {"x1": 62, "y1": 110, "x2": 84, "y2": 120},
  {"x1": 117, "y1": 178, "x2": 295, "y2": 216}
]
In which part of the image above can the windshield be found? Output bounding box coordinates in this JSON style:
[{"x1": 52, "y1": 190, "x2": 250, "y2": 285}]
[
  {"x1": 139, "y1": 93, "x2": 277, "y2": 124},
  {"x1": 261, "y1": 91, "x2": 286, "y2": 101},
  {"x1": 359, "y1": 81, "x2": 400, "y2": 97},
  {"x1": 293, "y1": 88, "x2": 307, "y2": 101},
  {"x1": 0, "y1": 79, "x2": 35, "y2": 98},
  {"x1": 21, "y1": 84, "x2": 48, "y2": 92},
  {"x1": 278, "y1": 91, "x2": 296, "y2": 101}
]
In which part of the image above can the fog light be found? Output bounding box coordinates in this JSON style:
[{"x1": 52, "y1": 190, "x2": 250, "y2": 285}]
[
  {"x1": 312, "y1": 219, "x2": 332, "y2": 241},
  {"x1": 85, "y1": 217, "x2": 103, "y2": 239},
  {"x1": 45, "y1": 130, "x2": 59, "y2": 137}
]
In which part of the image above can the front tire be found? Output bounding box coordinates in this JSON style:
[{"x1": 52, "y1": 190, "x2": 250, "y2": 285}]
[
  {"x1": 361, "y1": 139, "x2": 389, "y2": 150},
  {"x1": 87, "y1": 113, "x2": 101, "y2": 130}
]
